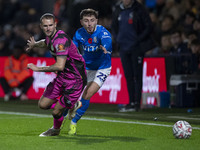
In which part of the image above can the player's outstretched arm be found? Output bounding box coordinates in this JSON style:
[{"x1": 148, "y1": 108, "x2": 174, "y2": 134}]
[
  {"x1": 27, "y1": 63, "x2": 40, "y2": 71},
  {"x1": 26, "y1": 36, "x2": 46, "y2": 52}
]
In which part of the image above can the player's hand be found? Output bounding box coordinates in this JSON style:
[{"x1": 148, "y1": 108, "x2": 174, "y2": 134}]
[
  {"x1": 26, "y1": 36, "x2": 36, "y2": 52},
  {"x1": 100, "y1": 45, "x2": 108, "y2": 54},
  {"x1": 27, "y1": 63, "x2": 39, "y2": 71}
]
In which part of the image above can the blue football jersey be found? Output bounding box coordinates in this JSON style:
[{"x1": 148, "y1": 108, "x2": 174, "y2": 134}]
[{"x1": 73, "y1": 25, "x2": 112, "y2": 70}]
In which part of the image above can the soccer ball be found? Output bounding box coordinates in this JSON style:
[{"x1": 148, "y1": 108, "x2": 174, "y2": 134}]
[{"x1": 172, "y1": 120, "x2": 192, "y2": 139}]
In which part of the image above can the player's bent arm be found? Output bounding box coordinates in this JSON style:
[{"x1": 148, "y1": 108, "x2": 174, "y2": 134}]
[
  {"x1": 29, "y1": 55, "x2": 67, "y2": 72},
  {"x1": 100, "y1": 30, "x2": 112, "y2": 54},
  {"x1": 40, "y1": 55, "x2": 67, "y2": 72},
  {"x1": 101, "y1": 38, "x2": 112, "y2": 54}
]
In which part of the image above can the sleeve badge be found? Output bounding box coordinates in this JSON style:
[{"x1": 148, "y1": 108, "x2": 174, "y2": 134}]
[{"x1": 57, "y1": 44, "x2": 65, "y2": 51}]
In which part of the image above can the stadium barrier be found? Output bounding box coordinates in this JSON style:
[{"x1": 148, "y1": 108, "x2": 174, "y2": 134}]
[
  {"x1": 1, "y1": 55, "x2": 199, "y2": 107},
  {"x1": 0, "y1": 57, "x2": 129, "y2": 104}
]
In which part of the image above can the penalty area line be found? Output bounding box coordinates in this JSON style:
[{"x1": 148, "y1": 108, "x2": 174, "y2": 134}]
[{"x1": 0, "y1": 111, "x2": 200, "y2": 130}]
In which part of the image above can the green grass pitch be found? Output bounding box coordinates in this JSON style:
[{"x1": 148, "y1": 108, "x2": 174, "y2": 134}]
[{"x1": 0, "y1": 99, "x2": 200, "y2": 150}]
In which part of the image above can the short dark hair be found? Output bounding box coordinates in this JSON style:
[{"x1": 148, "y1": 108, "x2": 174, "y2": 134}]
[
  {"x1": 40, "y1": 13, "x2": 55, "y2": 23},
  {"x1": 80, "y1": 8, "x2": 98, "y2": 19}
]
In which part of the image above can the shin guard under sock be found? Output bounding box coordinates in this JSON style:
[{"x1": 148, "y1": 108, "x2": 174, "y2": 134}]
[{"x1": 72, "y1": 98, "x2": 90, "y2": 123}]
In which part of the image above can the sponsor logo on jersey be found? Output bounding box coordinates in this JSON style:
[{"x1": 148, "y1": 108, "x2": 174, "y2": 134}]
[{"x1": 82, "y1": 45, "x2": 100, "y2": 52}]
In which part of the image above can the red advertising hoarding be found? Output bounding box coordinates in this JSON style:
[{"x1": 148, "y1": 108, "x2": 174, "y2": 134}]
[
  {"x1": 0, "y1": 57, "x2": 167, "y2": 106},
  {"x1": 90, "y1": 57, "x2": 129, "y2": 104},
  {"x1": 0, "y1": 57, "x2": 129, "y2": 104},
  {"x1": 142, "y1": 57, "x2": 167, "y2": 106}
]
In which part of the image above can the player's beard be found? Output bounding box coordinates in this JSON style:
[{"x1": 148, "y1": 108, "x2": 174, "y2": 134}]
[
  {"x1": 87, "y1": 26, "x2": 95, "y2": 34},
  {"x1": 46, "y1": 29, "x2": 56, "y2": 38}
]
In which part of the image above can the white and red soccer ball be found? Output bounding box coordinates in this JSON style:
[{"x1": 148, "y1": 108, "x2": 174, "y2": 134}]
[{"x1": 173, "y1": 120, "x2": 192, "y2": 139}]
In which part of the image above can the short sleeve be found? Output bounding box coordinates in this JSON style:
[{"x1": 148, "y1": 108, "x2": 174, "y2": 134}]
[
  {"x1": 55, "y1": 38, "x2": 70, "y2": 56},
  {"x1": 100, "y1": 29, "x2": 112, "y2": 53}
]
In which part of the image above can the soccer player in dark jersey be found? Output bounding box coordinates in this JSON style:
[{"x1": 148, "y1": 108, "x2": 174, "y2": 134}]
[{"x1": 26, "y1": 13, "x2": 87, "y2": 136}]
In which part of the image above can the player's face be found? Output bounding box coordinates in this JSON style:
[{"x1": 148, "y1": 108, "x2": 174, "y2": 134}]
[
  {"x1": 80, "y1": 15, "x2": 98, "y2": 34},
  {"x1": 40, "y1": 18, "x2": 57, "y2": 38}
]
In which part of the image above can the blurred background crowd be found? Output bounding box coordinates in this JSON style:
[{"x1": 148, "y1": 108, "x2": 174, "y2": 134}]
[{"x1": 0, "y1": 0, "x2": 200, "y2": 74}]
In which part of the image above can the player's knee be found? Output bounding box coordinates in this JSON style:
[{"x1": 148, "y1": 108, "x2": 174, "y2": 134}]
[
  {"x1": 38, "y1": 101, "x2": 49, "y2": 110},
  {"x1": 52, "y1": 110, "x2": 62, "y2": 119}
]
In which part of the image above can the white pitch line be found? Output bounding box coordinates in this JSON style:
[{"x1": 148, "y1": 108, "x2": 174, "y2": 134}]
[
  {"x1": 0, "y1": 111, "x2": 50, "y2": 117},
  {"x1": 0, "y1": 117, "x2": 37, "y2": 119},
  {"x1": 0, "y1": 111, "x2": 200, "y2": 130},
  {"x1": 168, "y1": 116, "x2": 200, "y2": 121}
]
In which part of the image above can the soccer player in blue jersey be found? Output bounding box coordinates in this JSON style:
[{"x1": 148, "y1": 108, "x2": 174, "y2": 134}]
[{"x1": 66, "y1": 8, "x2": 112, "y2": 135}]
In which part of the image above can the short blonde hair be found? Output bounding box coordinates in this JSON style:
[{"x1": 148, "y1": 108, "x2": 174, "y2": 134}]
[{"x1": 40, "y1": 13, "x2": 55, "y2": 23}]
